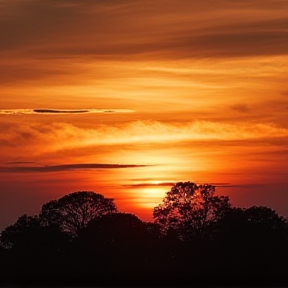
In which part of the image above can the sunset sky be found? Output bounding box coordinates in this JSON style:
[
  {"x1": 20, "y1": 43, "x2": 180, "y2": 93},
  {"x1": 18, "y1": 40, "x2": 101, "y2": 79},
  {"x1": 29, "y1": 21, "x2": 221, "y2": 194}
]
[{"x1": 1, "y1": 0, "x2": 288, "y2": 230}]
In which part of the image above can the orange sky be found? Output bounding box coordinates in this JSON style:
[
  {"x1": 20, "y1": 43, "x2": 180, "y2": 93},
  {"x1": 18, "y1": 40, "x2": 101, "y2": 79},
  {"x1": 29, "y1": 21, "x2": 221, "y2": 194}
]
[{"x1": 1, "y1": 0, "x2": 288, "y2": 230}]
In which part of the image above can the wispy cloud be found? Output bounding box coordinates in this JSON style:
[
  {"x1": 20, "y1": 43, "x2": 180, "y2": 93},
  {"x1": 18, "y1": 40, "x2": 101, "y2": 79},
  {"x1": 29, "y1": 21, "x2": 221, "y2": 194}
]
[
  {"x1": 230, "y1": 104, "x2": 250, "y2": 113},
  {"x1": 5, "y1": 161, "x2": 37, "y2": 165},
  {"x1": 0, "y1": 163, "x2": 149, "y2": 173},
  {"x1": 125, "y1": 182, "x2": 232, "y2": 189},
  {"x1": 219, "y1": 183, "x2": 275, "y2": 189},
  {"x1": 124, "y1": 182, "x2": 176, "y2": 188},
  {"x1": 0, "y1": 109, "x2": 134, "y2": 115},
  {"x1": 1, "y1": 120, "x2": 288, "y2": 156},
  {"x1": 1, "y1": 0, "x2": 287, "y2": 60}
]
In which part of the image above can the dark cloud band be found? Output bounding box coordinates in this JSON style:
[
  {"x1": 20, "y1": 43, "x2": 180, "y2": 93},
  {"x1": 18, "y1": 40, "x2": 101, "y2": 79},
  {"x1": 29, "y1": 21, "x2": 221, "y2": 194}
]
[
  {"x1": 0, "y1": 109, "x2": 134, "y2": 115},
  {"x1": 124, "y1": 182, "x2": 176, "y2": 188},
  {"x1": 0, "y1": 163, "x2": 149, "y2": 173},
  {"x1": 125, "y1": 182, "x2": 232, "y2": 188}
]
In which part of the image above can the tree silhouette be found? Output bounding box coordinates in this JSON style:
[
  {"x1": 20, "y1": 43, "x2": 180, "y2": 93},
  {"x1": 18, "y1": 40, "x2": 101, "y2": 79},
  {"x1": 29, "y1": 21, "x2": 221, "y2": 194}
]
[
  {"x1": 215, "y1": 206, "x2": 288, "y2": 243},
  {"x1": 69, "y1": 213, "x2": 157, "y2": 284},
  {"x1": 153, "y1": 182, "x2": 231, "y2": 240},
  {"x1": 212, "y1": 205, "x2": 288, "y2": 284},
  {"x1": 245, "y1": 205, "x2": 288, "y2": 231},
  {"x1": 1, "y1": 188, "x2": 288, "y2": 287},
  {"x1": 0, "y1": 214, "x2": 70, "y2": 285},
  {"x1": 77, "y1": 212, "x2": 150, "y2": 255},
  {"x1": 0, "y1": 214, "x2": 69, "y2": 253},
  {"x1": 40, "y1": 191, "x2": 117, "y2": 236},
  {"x1": 0, "y1": 214, "x2": 38, "y2": 250},
  {"x1": 83, "y1": 212, "x2": 147, "y2": 241}
]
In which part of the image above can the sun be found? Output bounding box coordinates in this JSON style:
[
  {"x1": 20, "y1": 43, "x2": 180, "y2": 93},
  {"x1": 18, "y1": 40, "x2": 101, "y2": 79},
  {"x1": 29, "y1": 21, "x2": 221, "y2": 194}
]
[{"x1": 136, "y1": 186, "x2": 167, "y2": 208}]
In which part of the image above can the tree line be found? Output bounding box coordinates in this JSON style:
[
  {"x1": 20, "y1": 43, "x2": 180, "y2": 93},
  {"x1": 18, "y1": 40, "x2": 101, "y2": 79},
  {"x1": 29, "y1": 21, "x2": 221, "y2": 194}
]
[{"x1": 0, "y1": 182, "x2": 287, "y2": 287}]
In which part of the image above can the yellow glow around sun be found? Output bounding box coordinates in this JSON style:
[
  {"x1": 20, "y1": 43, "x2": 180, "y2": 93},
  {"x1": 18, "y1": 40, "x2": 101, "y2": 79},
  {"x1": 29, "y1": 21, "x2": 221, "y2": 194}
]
[{"x1": 136, "y1": 187, "x2": 167, "y2": 208}]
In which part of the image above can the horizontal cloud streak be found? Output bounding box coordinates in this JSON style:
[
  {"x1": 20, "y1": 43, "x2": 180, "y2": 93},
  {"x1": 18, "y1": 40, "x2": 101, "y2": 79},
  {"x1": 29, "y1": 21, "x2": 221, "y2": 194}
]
[
  {"x1": 1, "y1": 120, "x2": 288, "y2": 160},
  {"x1": 0, "y1": 163, "x2": 149, "y2": 173},
  {"x1": 1, "y1": 0, "x2": 287, "y2": 60},
  {"x1": 124, "y1": 182, "x2": 176, "y2": 188},
  {"x1": 124, "y1": 182, "x2": 232, "y2": 189},
  {"x1": 0, "y1": 109, "x2": 134, "y2": 115},
  {"x1": 2, "y1": 120, "x2": 288, "y2": 148},
  {"x1": 5, "y1": 161, "x2": 36, "y2": 165}
]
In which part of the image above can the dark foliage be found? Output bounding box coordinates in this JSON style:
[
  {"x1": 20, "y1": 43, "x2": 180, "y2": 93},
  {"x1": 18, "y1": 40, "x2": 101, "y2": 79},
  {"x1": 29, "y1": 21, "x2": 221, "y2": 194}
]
[
  {"x1": 0, "y1": 214, "x2": 71, "y2": 285},
  {"x1": 0, "y1": 188, "x2": 288, "y2": 287},
  {"x1": 153, "y1": 181, "x2": 231, "y2": 240},
  {"x1": 39, "y1": 191, "x2": 117, "y2": 236}
]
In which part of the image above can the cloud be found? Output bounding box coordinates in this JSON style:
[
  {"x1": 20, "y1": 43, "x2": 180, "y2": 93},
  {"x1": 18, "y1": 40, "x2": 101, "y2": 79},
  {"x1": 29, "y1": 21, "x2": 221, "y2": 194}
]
[
  {"x1": 1, "y1": 120, "x2": 288, "y2": 161},
  {"x1": 124, "y1": 181, "x2": 232, "y2": 189},
  {"x1": 219, "y1": 183, "x2": 272, "y2": 189},
  {"x1": 5, "y1": 161, "x2": 38, "y2": 165},
  {"x1": 3, "y1": 120, "x2": 288, "y2": 146},
  {"x1": 0, "y1": 163, "x2": 149, "y2": 173},
  {"x1": 1, "y1": 0, "x2": 287, "y2": 60},
  {"x1": 0, "y1": 108, "x2": 134, "y2": 115},
  {"x1": 124, "y1": 182, "x2": 176, "y2": 188},
  {"x1": 230, "y1": 104, "x2": 250, "y2": 113}
]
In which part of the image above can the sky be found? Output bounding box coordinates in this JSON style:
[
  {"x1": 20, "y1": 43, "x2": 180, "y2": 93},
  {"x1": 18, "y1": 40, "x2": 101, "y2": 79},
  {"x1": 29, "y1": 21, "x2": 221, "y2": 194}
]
[{"x1": 1, "y1": 0, "x2": 288, "y2": 231}]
